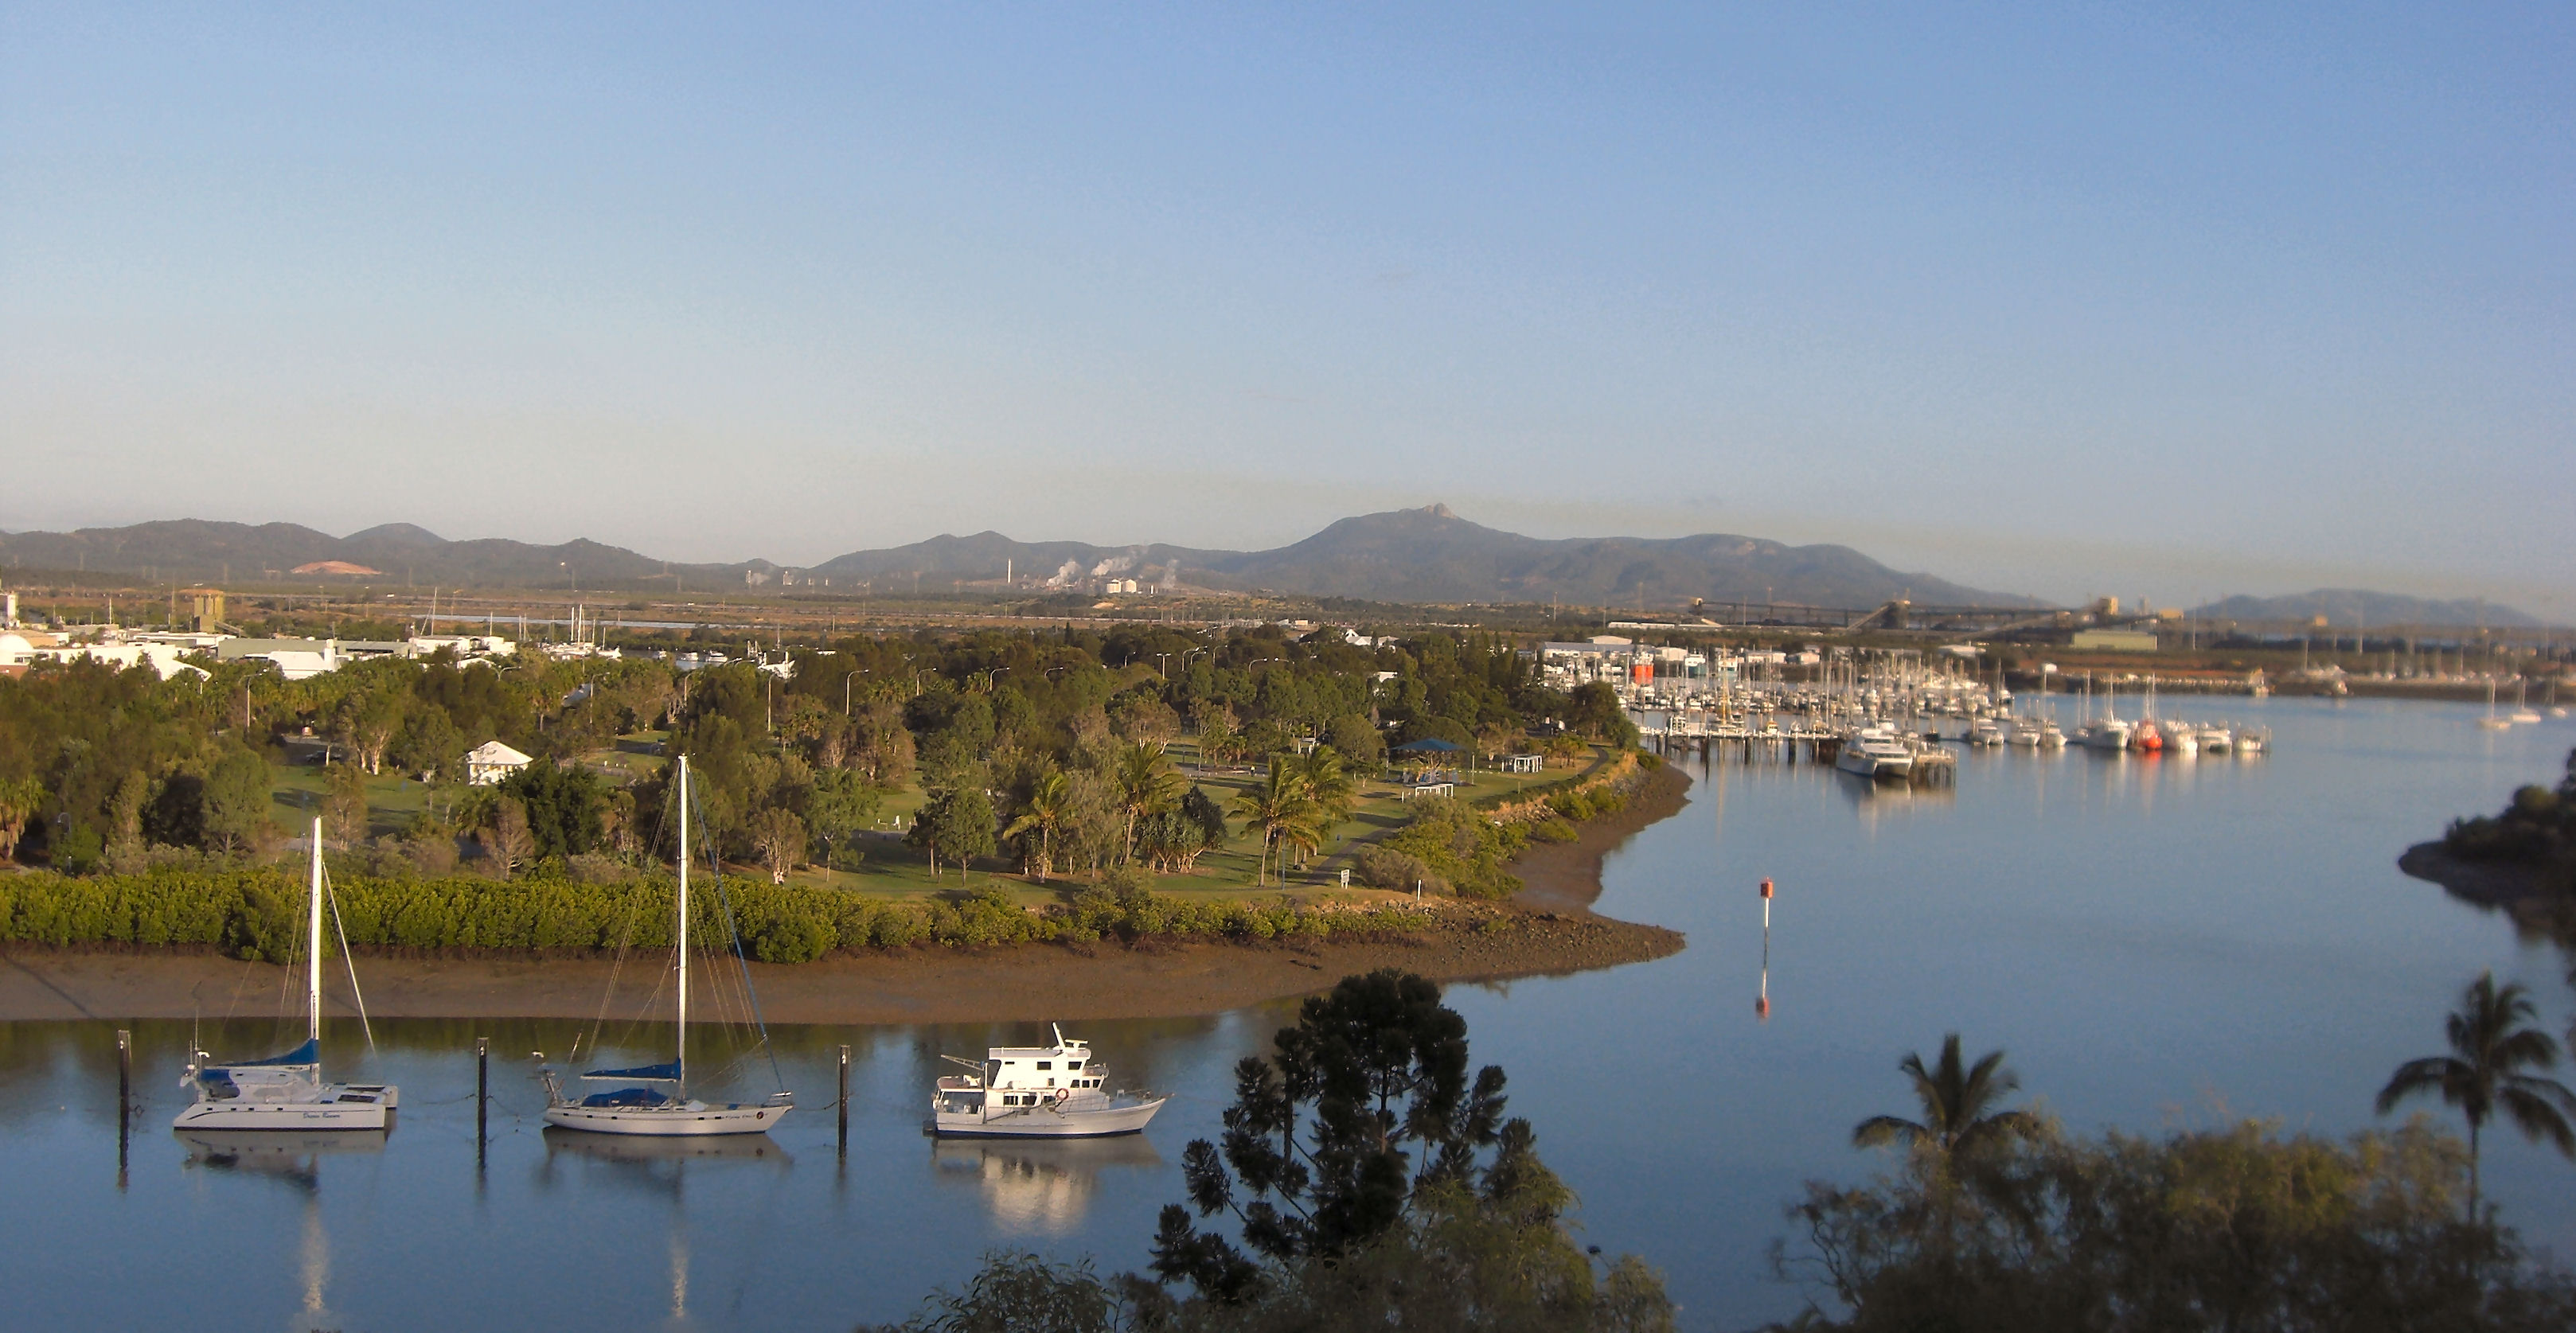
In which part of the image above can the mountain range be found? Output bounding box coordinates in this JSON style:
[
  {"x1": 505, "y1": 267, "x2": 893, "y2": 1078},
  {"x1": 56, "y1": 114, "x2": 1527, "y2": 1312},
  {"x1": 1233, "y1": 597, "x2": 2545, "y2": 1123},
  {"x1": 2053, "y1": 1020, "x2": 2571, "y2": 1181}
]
[
  {"x1": 0, "y1": 508, "x2": 2539, "y2": 624},
  {"x1": 0, "y1": 506, "x2": 2016, "y2": 610}
]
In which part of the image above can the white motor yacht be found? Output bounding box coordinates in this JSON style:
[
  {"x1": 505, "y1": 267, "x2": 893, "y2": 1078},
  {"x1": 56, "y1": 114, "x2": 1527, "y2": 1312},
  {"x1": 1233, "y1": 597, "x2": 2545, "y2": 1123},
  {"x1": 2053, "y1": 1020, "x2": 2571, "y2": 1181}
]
[
  {"x1": 1967, "y1": 717, "x2": 2005, "y2": 747},
  {"x1": 2077, "y1": 717, "x2": 2133, "y2": 751},
  {"x1": 931, "y1": 1026, "x2": 1167, "y2": 1138},
  {"x1": 175, "y1": 820, "x2": 396, "y2": 1132},
  {"x1": 1834, "y1": 726, "x2": 1916, "y2": 781},
  {"x1": 2195, "y1": 724, "x2": 2234, "y2": 753}
]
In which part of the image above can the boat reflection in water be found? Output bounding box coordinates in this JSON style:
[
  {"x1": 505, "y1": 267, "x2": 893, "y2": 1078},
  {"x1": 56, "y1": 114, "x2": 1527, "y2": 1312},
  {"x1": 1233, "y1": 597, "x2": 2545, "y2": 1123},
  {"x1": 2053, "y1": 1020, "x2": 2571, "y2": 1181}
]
[
  {"x1": 538, "y1": 1124, "x2": 791, "y2": 1176},
  {"x1": 530, "y1": 1126, "x2": 788, "y2": 1323},
  {"x1": 178, "y1": 1130, "x2": 384, "y2": 1327},
  {"x1": 931, "y1": 1134, "x2": 1164, "y2": 1234},
  {"x1": 178, "y1": 1128, "x2": 388, "y2": 1190}
]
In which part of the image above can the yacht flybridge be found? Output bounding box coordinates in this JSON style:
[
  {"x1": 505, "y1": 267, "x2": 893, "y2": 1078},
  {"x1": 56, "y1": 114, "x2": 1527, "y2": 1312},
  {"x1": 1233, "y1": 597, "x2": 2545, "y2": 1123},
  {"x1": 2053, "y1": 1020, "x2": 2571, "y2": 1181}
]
[
  {"x1": 174, "y1": 819, "x2": 396, "y2": 1132},
  {"x1": 931, "y1": 1026, "x2": 1167, "y2": 1138},
  {"x1": 542, "y1": 755, "x2": 792, "y2": 1136}
]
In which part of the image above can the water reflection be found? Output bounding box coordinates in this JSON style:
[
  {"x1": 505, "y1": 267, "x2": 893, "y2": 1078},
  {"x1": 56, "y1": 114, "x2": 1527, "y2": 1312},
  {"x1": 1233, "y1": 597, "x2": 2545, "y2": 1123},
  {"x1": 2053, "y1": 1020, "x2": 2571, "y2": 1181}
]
[
  {"x1": 541, "y1": 1127, "x2": 794, "y2": 1165},
  {"x1": 178, "y1": 1130, "x2": 384, "y2": 1328},
  {"x1": 930, "y1": 1135, "x2": 1165, "y2": 1234},
  {"x1": 178, "y1": 1128, "x2": 388, "y2": 1192}
]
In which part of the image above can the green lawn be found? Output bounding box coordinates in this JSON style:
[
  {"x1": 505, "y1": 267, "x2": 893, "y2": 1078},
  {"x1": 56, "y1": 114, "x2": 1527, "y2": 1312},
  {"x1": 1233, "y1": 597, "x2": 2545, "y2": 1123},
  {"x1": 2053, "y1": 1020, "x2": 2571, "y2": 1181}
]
[{"x1": 269, "y1": 763, "x2": 441, "y2": 840}]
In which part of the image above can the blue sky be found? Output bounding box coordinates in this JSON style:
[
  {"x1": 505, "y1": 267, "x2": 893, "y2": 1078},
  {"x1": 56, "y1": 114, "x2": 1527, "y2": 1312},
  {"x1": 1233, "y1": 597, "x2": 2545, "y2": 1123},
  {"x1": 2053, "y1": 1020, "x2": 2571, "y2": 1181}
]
[{"x1": 3, "y1": 4, "x2": 2569, "y2": 612}]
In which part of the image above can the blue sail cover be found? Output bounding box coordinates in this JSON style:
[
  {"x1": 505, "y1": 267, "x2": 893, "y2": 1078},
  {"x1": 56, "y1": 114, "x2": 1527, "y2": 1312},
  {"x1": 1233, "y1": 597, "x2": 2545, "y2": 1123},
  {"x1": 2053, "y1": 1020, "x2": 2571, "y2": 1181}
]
[
  {"x1": 580, "y1": 1061, "x2": 682, "y2": 1083},
  {"x1": 224, "y1": 1038, "x2": 319, "y2": 1067}
]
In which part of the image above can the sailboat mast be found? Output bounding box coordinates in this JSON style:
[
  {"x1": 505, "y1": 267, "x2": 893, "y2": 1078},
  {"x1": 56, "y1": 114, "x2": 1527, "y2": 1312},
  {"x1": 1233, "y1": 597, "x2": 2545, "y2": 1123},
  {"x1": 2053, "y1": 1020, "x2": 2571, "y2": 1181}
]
[
  {"x1": 677, "y1": 754, "x2": 689, "y2": 1089},
  {"x1": 308, "y1": 816, "x2": 324, "y2": 1046}
]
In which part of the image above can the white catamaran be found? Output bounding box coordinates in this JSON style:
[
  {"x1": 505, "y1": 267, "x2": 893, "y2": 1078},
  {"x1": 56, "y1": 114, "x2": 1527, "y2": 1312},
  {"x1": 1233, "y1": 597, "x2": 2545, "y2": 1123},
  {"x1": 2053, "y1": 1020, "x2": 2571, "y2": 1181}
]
[
  {"x1": 1832, "y1": 725, "x2": 1916, "y2": 781},
  {"x1": 174, "y1": 819, "x2": 397, "y2": 1132},
  {"x1": 542, "y1": 755, "x2": 793, "y2": 1136}
]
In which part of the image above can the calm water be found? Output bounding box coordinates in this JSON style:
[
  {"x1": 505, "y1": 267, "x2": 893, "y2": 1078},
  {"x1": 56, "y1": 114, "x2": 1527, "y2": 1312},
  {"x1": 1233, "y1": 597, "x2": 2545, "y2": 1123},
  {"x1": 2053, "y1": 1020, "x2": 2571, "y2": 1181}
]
[{"x1": 3, "y1": 698, "x2": 2571, "y2": 1331}]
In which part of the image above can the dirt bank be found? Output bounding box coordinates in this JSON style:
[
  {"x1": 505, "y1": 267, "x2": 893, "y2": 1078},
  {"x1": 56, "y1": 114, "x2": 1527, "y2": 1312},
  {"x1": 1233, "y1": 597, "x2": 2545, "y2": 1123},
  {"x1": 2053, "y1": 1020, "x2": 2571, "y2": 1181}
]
[
  {"x1": 1512, "y1": 761, "x2": 1691, "y2": 915},
  {"x1": 0, "y1": 766, "x2": 1692, "y2": 1026}
]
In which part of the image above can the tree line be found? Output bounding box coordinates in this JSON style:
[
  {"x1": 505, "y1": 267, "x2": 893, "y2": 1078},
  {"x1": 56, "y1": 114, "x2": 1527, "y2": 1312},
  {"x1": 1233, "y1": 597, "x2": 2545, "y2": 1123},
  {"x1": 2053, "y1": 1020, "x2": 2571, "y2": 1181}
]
[{"x1": 0, "y1": 622, "x2": 1640, "y2": 890}]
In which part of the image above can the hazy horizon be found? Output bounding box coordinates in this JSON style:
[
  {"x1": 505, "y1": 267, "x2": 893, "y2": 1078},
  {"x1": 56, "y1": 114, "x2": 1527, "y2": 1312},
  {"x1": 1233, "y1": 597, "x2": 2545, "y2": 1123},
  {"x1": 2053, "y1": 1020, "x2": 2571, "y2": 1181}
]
[{"x1": 4, "y1": 6, "x2": 2569, "y2": 614}]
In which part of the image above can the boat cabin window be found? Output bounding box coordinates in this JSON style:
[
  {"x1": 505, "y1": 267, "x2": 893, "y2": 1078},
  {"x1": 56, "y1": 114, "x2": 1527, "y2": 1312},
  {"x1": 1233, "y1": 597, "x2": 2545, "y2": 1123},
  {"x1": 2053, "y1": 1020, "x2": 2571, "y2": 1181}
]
[
  {"x1": 1067, "y1": 1061, "x2": 1083, "y2": 1070},
  {"x1": 1036, "y1": 1062, "x2": 1051, "y2": 1070}
]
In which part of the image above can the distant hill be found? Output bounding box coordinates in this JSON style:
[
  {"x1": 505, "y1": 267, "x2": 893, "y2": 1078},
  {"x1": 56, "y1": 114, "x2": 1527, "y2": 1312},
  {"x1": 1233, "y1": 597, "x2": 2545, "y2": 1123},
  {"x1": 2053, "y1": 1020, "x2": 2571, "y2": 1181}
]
[
  {"x1": 807, "y1": 505, "x2": 2026, "y2": 608},
  {"x1": 2190, "y1": 589, "x2": 2539, "y2": 629},
  {"x1": 0, "y1": 519, "x2": 767, "y2": 590},
  {"x1": 1, "y1": 506, "x2": 2032, "y2": 610}
]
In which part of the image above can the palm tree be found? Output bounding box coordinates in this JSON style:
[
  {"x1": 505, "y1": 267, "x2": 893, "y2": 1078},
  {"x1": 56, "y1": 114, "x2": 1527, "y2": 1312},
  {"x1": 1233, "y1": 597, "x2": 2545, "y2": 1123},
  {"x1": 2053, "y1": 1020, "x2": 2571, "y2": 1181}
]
[
  {"x1": 1853, "y1": 1033, "x2": 2035, "y2": 1160},
  {"x1": 1291, "y1": 746, "x2": 1356, "y2": 863},
  {"x1": 1114, "y1": 742, "x2": 1186, "y2": 864},
  {"x1": 1230, "y1": 759, "x2": 1320, "y2": 887},
  {"x1": 2377, "y1": 971, "x2": 2576, "y2": 1221},
  {"x1": 1003, "y1": 770, "x2": 1072, "y2": 882}
]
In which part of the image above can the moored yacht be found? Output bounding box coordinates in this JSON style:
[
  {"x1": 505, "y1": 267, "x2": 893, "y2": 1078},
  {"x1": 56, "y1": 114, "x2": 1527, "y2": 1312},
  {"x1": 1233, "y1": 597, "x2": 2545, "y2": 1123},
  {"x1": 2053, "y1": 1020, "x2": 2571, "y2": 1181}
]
[
  {"x1": 2006, "y1": 714, "x2": 2065, "y2": 748},
  {"x1": 2077, "y1": 716, "x2": 2133, "y2": 751},
  {"x1": 175, "y1": 820, "x2": 396, "y2": 1132},
  {"x1": 931, "y1": 1026, "x2": 1166, "y2": 1138},
  {"x1": 1834, "y1": 725, "x2": 1916, "y2": 781},
  {"x1": 1966, "y1": 716, "x2": 2005, "y2": 747},
  {"x1": 541, "y1": 755, "x2": 793, "y2": 1136}
]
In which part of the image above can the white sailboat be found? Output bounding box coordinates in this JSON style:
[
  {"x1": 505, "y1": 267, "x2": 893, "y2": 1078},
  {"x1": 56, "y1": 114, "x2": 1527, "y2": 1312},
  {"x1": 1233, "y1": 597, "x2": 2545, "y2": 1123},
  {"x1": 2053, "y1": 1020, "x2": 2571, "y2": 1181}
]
[
  {"x1": 542, "y1": 755, "x2": 793, "y2": 1136},
  {"x1": 930, "y1": 1026, "x2": 1167, "y2": 1138},
  {"x1": 2508, "y1": 681, "x2": 2542, "y2": 725},
  {"x1": 175, "y1": 819, "x2": 397, "y2": 1131},
  {"x1": 2478, "y1": 680, "x2": 2512, "y2": 731}
]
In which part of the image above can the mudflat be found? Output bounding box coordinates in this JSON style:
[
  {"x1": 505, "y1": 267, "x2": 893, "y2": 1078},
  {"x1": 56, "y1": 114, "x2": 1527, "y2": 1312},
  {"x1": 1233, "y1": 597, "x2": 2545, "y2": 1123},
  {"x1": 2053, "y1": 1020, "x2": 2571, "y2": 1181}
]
[{"x1": 0, "y1": 766, "x2": 1691, "y2": 1026}]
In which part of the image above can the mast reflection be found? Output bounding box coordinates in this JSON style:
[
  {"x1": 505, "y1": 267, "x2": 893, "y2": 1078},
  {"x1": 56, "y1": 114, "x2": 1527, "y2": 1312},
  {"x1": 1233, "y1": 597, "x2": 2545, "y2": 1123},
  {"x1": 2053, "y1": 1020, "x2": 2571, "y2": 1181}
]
[{"x1": 178, "y1": 1130, "x2": 384, "y2": 1329}]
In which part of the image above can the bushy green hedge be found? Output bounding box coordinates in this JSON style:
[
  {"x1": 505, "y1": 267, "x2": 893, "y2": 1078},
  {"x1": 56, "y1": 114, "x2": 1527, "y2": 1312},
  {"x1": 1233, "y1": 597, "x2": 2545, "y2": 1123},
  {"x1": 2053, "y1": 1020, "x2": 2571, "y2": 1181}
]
[
  {"x1": 0, "y1": 866, "x2": 1437, "y2": 965},
  {"x1": 1380, "y1": 797, "x2": 1527, "y2": 900}
]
